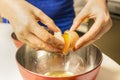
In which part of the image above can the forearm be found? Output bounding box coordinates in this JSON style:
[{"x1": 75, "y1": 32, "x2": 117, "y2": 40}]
[
  {"x1": 0, "y1": 0, "x2": 15, "y2": 17},
  {"x1": 0, "y1": 0, "x2": 26, "y2": 21},
  {"x1": 0, "y1": 0, "x2": 25, "y2": 16}
]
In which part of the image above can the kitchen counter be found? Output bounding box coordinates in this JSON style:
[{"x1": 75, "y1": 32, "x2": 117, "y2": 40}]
[{"x1": 0, "y1": 23, "x2": 120, "y2": 80}]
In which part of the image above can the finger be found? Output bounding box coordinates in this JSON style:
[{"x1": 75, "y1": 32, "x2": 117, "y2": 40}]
[
  {"x1": 74, "y1": 15, "x2": 104, "y2": 50},
  {"x1": 33, "y1": 7, "x2": 60, "y2": 32},
  {"x1": 92, "y1": 18, "x2": 112, "y2": 39},
  {"x1": 24, "y1": 1, "x2": 60, "y2": 32},
  {"x1": 29, "y1": 22, "x2": 64, "y2": 49},
  {"x1": 70, "y1": 8, "x2": 89, "y2": 31},
  {"x1": 78, "y1": 19, "x2": 112, "y2": 49},
  {"x1": 24, "y1": 33, "x2": 62, "y2": 52}
]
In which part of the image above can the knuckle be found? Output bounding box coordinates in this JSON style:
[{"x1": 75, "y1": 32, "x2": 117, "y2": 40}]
[
  {"x1": 33, "y1": 45, "x2": 40, "y2": 51},
  {"x1": 18, "y1": 30, "x2": 25, "y2": 36},
  {"x1": 102, "y1": 14, "x2": 112, "y2": 28},
  {"x1": 17, "y1": 30, "x2": 29, "y2": 40},
  {"x1": 19, "y1": 31, "x2": 27, "y2": 37},
  {"x1": 37, "y1": 43, "x2": 45, "y2": 50},
  {"x1": 105, "y1": 16, "x2": 109, "y2": 22},
  {"x1": 44, "y1": 34, "x2": 52, "y2": 42},
  {"x1": 101, "y1": 13, "x2": 110, "y2": 22},
  {"x1": 48, "y1": 19, "x2": 54, "y2": 23},
  {"x1": 15, "y1": 25, "x2": 30, "y2": 39},
  {"x1": 15, "y1": 32, "x2": 24, "y2": 40},
  {"x1": 35, "y1": 9, "x2": 42, "y2": 15},
  {"x1": 45, "y1": 19, "x2": 54, "y2": 25}
]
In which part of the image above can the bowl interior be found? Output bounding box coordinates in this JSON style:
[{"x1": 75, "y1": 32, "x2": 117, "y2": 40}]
[{"x1": 16, "y1": 45, "x2": 102, "y2": 77}]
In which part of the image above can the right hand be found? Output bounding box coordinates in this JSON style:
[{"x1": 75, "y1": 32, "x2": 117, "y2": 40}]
[
  {"x1": 70, "y1": 0, "x2": 112, "y2": 50},
  {"x1": 0, "y1": 0, "x2": 64, "y2": 52}
]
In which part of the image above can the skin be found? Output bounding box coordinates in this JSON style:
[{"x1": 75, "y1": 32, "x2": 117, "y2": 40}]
[
  {"x1": 70, "y1": 0, "x2": 112, "y2": 50},
  {"x1": 0, "y1": 0, "x2": 112, "y2": 52},
  {"x1": 0, "y1": 0, "x2": 64, "y2": 52}
]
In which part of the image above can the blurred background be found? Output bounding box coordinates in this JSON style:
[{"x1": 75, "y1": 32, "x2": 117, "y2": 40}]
[
  {"x1": 0, "y1": 0, "x2": 120, "y2": 64},
  {"x1": 95, "y1": 0, "x2": 120, "y2": 64}
]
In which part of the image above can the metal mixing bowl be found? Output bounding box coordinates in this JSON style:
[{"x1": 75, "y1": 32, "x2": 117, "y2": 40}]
[{"x1": 16, "y1": 44, "x2": 102, "y2": 80}]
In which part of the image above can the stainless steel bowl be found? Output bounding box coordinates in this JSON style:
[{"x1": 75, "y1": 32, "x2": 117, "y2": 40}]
[{"x1": 16, "y1": 44, "x2": 102, "y2": 80}]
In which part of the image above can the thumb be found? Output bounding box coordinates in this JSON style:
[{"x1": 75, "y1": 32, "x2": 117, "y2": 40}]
[{"x1": 70, "y1": 9, "x2": 88, "y2": 31}]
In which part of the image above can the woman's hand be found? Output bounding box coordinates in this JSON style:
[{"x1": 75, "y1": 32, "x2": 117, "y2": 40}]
[
  {"x1": 70, "y1": 0, "x2": 112, "y2": 50},
  {"x1": 0, "y1": 0, "x2": 64, "y2": 52}
]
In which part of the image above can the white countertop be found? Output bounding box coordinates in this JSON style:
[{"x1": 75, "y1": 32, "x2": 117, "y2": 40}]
[{"x1": 0, "y1": 23, "x2": 120, "y2": 80}]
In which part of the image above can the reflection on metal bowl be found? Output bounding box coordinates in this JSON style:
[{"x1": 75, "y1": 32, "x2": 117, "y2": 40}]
[{"x1": 16, "y1": 44, "x2": 102, "y2": 80}]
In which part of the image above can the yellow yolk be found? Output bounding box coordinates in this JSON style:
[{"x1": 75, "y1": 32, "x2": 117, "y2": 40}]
[
  {"x1": 62, "y1": 30, "x2": 79, "y2": 55},
  {"x1": 54, "y1": 30, "x2": 79, "y2": 55}
]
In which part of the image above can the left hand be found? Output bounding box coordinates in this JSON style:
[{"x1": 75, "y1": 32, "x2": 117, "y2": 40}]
[{"x1": 70, "y1": 0, "x2": 112, "y2": 50}]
